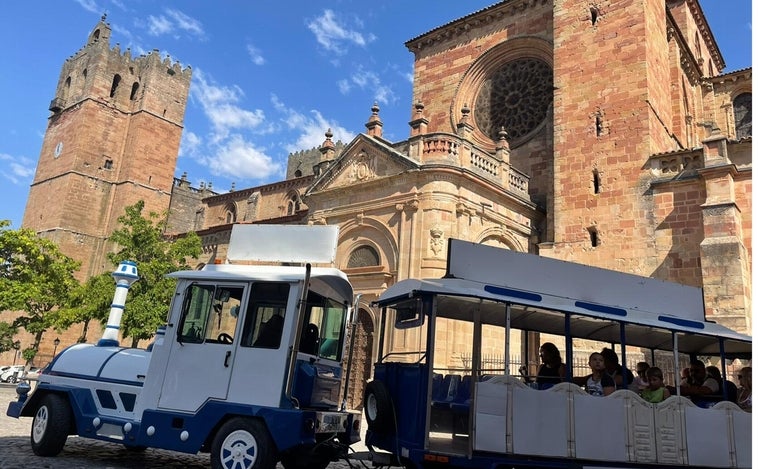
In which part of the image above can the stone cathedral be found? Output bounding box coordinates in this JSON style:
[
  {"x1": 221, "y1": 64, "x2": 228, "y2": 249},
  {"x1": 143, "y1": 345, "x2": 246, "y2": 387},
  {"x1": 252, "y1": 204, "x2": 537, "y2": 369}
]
[{"x1": 16, "y1": 1, "x2": 752, "y2": 404}]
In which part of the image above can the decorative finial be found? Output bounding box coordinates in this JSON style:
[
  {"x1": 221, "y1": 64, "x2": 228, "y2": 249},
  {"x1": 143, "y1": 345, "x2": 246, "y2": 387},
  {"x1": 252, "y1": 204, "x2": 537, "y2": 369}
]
[
  {"x1": 498, "y1": 127, "x2": 509, "y2": 141},
  {"x1": 371, "y1": 102, "x2": 380, "y2": 116},
  {"x1": 415, "y1": 100, "x2": 425, "y2": 115},
  {"x1": 460, "y1": 104, "x2": 471, "y2": 124},
  {"x1": 321, "y1": 128, "x2": 335, "y2": 150}
]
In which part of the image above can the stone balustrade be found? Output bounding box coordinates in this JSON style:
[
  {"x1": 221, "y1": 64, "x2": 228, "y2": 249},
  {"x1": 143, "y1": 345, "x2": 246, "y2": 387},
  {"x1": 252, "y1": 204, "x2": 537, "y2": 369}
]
[{"x1": 411, "y1": 132, "x2": 530, "y2": 199}]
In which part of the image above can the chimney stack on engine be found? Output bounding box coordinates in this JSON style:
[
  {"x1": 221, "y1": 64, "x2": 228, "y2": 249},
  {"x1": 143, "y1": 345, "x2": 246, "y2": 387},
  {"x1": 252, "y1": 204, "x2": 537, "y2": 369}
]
[{"x1": 97, "y1": 260, "x2": 139, "y2": 347}]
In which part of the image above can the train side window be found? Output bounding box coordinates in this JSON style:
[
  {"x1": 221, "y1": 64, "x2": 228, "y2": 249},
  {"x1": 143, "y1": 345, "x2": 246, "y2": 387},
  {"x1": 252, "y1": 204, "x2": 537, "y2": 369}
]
[
  {"x1": 241, "y1": 282, "x2": 290, "y2": 349},
  {"x1": 178, "y1": 284, "x2": 215, "y2": 343},
  {"x1": 204, "y1": 286, "x2": 243, "y2": 344}
]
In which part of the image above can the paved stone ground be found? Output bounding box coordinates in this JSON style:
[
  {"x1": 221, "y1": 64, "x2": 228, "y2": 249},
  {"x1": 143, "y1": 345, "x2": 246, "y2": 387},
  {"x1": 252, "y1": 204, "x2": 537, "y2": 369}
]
[{"x1": 0, "y1": 384, "x2": 379, "y2": 469}]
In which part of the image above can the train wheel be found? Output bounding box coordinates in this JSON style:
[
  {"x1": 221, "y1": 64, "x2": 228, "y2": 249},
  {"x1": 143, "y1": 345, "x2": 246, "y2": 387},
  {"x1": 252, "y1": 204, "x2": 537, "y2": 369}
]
[
  {"x1": 211, "y1": 418, "x2": 276, "y2": 469},
  {"x1": 30, "y1": 394, "x2": 71, "y2": 457},
  {"x1": 364, "y1": 380, "x2": 394, "y2": 433}
]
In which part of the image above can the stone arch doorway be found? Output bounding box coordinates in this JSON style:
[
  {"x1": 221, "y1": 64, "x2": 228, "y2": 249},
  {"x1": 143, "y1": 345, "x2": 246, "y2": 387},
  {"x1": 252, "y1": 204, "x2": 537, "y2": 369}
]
[{"x1": 345, "y1": 307, "x2": 375, "y2": 410}]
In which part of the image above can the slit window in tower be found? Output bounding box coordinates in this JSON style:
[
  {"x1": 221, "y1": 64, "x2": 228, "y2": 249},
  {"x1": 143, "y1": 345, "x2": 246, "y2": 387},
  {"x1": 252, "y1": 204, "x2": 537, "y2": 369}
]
[
  {"x1": 595, "y1": 114, "x2": 603, "y2": 137},
  {"x1": 592, "y1": 169, "x2": 601, "y2": 194},
  {"x1": 110, "y1": 74, "x2": 121, "y2": 98},
  {"x1": 590, "y1": 7, "x2": 599, "y2": 26},
  {"x1": 103, "y1": 159, "x2": 113, "y2": 170},
  {"x1": 588, "y1": 227, "x2": 599, "y2": 247},
  {"x1": 130, "y1": 82, "x2": 139, "y2": 101}
]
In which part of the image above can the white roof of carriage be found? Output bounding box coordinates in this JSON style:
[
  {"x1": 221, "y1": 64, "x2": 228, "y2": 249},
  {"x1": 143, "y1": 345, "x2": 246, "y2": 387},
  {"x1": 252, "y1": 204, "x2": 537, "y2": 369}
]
[
  {"x1": 168, "y1": 264, "x2": 353, "y2": 302},
  {"x1": 376, "y1": 276, "x2": 752, "y2": 356}
]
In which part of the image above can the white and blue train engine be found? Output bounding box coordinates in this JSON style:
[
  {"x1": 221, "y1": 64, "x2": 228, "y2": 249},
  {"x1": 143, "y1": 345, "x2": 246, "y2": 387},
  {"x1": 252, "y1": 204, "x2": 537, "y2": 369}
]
[{"x1": 8, "y1": 239, "x2": 362, "y2": 469}]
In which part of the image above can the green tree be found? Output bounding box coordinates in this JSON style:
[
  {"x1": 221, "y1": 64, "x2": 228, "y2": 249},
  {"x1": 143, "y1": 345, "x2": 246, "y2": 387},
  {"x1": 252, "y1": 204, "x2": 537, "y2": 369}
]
[
  {"x1": 107, "y1": 201, "x2": 201, "y2": 347},
  {"x1": 0, "y1": 220, "x2": 80, "y2": 365},
  {"x1": 0, "y1": 321, "x2": 19, "y2": 353},
  {"x1": 56, "y1": 272, "x2": 114, "y2": 343}
]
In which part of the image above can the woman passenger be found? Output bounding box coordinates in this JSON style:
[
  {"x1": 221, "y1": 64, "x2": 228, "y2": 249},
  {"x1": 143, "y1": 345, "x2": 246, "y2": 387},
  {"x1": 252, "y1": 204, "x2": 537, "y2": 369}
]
[
  {"x1": 536, "y1": 342, "x2": 566, "y2": 390},
  {"x1": 737, "y1": 367, "x2": 751, "y2": 412}
]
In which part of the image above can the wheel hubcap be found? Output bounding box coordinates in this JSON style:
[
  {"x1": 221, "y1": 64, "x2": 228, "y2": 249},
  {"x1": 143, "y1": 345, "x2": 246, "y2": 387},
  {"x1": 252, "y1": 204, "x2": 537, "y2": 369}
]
[
  {"x1": 367, "y1": 393, "x2": 377, "y2": 420},
  {"x1": 221, "y1": 429, "x2": 258, "y2": 469},
  {"x1": 32, "y1": 405, "x2": 49, "y2": 443}
]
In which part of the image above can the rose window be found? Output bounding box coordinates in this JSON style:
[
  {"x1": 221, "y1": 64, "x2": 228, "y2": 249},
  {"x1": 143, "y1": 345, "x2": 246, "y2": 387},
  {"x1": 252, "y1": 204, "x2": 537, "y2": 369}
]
[{"x1": 474, "y1": 58, "x2": 553, "y2": 142}]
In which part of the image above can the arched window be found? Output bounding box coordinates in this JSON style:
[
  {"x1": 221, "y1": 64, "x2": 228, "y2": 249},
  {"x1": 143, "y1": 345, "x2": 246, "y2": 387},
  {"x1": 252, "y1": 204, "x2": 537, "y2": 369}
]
[
  {"x1": 286, "y1": 192, "x2": 300, "y2": 215},
  {"x1": 225, "y1": 204, "x2": 237, "y2": 224},
  {"x1": 734, "y1": 93, "x2": 752, "y2": 140},
  {"x1": 347, "y1": 246, "x2": 380, "y2": 268},
  {"x1": 63, "y1": 76, "x2": 71, "y2": 100},
  {"x1": 110, "y1": 74, "x2": 121, "y2": 98},
  {"x1": 130, "y1": 82, "x2": 140, "y2": 101}
]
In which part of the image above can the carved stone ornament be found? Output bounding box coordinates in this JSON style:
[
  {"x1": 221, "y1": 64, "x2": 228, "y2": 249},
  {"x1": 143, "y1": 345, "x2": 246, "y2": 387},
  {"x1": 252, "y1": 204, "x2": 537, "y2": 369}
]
[
  {"x1": 429, "y1": 225, "x2": 445, "y2": 257},
  {"x1": 349, "y1": 152, "x2": 376, "y2": 182}
]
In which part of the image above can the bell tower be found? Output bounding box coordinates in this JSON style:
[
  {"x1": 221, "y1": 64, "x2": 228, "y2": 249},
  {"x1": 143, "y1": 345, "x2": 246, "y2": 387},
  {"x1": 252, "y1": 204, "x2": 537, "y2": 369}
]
[{"x1": 22, "y1": 15, "x2": 192, "y2": 279}]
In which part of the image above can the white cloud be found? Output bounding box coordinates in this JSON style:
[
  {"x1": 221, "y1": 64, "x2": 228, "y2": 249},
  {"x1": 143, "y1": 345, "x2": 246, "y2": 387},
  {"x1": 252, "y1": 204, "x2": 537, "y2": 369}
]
[
  {"x1": 271, "y1": 95, "x2": 355, "y2": 153},
  {"x1": 166, "y1": 9, "x2": 206, "y2": 39},
  {"x1": 146, "y1": 9, "x2": 205, "y2": 40},
  {"x1": 337, "y1": 79, "x2": 351, "y2": 95},
  {"x1": 246, "y1": 44, "x2": 265, "y2": 65},
  {"x1": 179, "y1": 131, "x2": 202, "y2": 158},
  {"x1": 337, "y1": 66, "x2": 396, "y2": 105},
  {"x1": 0, "y1": 153, "x2": 35, "y2": 185},
  {"x1": 205, "y1": 134, "x2": 281, "y2": 180},
  {"x1": 75, "y1": 0, "x2": 99, "y2": 13},
  {"x1": 191, "y1": 70, "x2": 266, "y2": 140},
  {"x1": 147, "y1": 14, "x2": 172, "y2": 36},
  {"x1": 307, "y1": 9, "x2": 376, "y2": 55}
]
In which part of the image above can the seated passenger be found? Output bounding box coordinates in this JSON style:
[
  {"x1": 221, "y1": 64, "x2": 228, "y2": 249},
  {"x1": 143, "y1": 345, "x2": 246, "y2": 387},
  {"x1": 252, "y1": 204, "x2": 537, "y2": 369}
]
[
  {"x1": 630, "y1": 361, "x2": 650, "y2": 392},
  {"x1": 680, "y1": 359, "x2": 719, "y2": 398},
  {"x1": 253, "y1": 314, "x2": 284, "y2": 348},
  {"x1": 639, "y1": 367, "x2": 670, "y2": 403},
  {"x1": 600, "y1": 347, "x2": 634, "y2": 389},
  {"x1": 736, "y1": 367, "x2": 751, "y2": 412},
  {"x1": 299, "y1": 323, "x2": 320, "y2": 355},
  {"x1": 536, "y1": 342, "x2": 566, "y2": 389},
  {"x1": 583, "y1": 352, "x2": 615, "y2": 396},
  {"x1": 680, "y1": 367, "x2": 693, "y2": 386}
]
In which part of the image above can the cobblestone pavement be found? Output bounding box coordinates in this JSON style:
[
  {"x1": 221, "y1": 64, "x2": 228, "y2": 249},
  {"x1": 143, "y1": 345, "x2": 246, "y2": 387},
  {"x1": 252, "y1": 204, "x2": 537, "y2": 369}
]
[{"x1": 0, "y1": 384, "x2": 379, "y2": 469}]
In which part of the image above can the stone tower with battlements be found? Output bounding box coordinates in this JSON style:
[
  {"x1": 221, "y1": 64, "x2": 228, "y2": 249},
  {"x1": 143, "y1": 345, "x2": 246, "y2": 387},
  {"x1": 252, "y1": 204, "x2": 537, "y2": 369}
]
[{"x1": 22, "y1": 15, "x2": 192, "y2": 280}]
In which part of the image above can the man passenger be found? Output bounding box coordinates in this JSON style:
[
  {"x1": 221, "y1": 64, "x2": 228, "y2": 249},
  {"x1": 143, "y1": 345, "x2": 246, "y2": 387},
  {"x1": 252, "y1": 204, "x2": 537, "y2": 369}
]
[{"x1": 680, "y1": 359, "x2": 719, "y2": 397}]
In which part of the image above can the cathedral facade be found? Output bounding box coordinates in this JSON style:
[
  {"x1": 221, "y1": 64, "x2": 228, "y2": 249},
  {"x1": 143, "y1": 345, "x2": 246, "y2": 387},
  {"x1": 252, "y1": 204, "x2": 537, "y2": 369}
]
[{"x1": 16, "y1": 1, "x2": 752, "y2": 403}]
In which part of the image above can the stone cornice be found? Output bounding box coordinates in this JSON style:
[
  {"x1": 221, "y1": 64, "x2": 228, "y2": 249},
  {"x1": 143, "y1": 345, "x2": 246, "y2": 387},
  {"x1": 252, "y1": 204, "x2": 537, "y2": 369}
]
[
  {"x1": 405, "y1": 0, "x2": 549, "y2": 53},
  {"x1": 682, "y1": 0, "x2": 725, "y2": 71}
]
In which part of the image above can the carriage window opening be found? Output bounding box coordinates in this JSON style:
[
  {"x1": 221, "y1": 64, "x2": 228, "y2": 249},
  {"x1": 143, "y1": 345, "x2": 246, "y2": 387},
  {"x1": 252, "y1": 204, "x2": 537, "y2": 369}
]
[{"x1": 243, "y1": 283, "x2": 290, "y2": 349}]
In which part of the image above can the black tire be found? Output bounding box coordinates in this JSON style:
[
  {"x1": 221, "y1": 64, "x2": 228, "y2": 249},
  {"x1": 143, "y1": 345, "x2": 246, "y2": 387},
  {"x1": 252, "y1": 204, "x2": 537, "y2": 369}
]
[
  {"x1": 363, "y1": 380, "x2": 394, "y2": 433},
  {"x1": 30, "y1": 393, "x2": 72, "y2": 457},
  {"x1": 211, "y1": 418, "x2": 276, "y2": 469}
]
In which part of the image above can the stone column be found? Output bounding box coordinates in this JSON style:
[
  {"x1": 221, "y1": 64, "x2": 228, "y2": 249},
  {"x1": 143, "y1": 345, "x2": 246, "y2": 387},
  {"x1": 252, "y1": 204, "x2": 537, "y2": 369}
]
[{"x1": 698, "y1": 128, "x2": 750, "y2": 332}]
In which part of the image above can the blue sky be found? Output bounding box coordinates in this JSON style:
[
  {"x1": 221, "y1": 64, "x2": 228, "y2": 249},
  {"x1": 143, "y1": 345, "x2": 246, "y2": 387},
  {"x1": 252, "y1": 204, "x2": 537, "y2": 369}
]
[{"x1": 0, "y1": 1, "x2": 752, "y2": 229}]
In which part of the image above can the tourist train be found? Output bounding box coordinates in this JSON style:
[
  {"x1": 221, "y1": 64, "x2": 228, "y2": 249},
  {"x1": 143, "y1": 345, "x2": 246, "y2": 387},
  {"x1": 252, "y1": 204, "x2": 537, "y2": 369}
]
[{"x1": 363, "y1": 239, "x2": 751, "y2": 469}]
